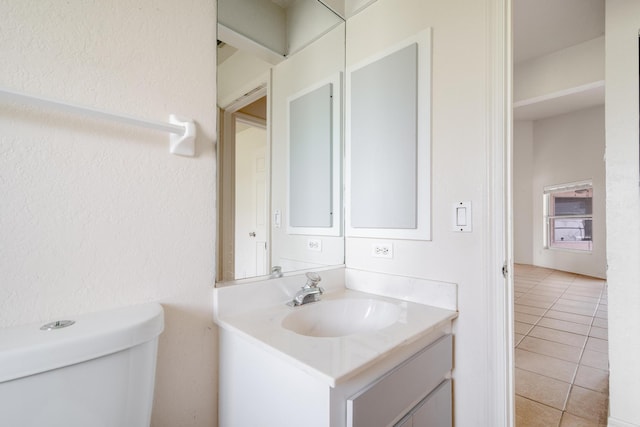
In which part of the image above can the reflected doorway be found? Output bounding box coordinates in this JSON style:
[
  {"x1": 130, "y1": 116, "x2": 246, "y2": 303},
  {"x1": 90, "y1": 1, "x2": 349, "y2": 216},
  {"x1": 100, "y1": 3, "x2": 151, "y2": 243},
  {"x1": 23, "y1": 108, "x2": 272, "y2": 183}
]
[{"x1": 218, "y1": 92, "x2": 270, "y2": 281}]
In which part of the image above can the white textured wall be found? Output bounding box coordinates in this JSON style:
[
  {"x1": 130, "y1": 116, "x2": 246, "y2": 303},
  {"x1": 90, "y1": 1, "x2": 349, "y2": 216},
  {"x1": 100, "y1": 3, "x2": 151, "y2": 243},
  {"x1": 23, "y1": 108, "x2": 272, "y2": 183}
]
[
  {"x1": 531, "y1": 106, "x2": 606, "y2": 279},
  {"x1": 0, "y1": 1, "x2": 217, "y2": 426},
  {"x1": 605, "y1": 1, "x2": 640, "y2": 425},
  {"x1": 513, "y1": 120, "x2": 534, "y2": 265},
  {"x1": 345, "y1": 0, "x2": 495, "y2": 424}
]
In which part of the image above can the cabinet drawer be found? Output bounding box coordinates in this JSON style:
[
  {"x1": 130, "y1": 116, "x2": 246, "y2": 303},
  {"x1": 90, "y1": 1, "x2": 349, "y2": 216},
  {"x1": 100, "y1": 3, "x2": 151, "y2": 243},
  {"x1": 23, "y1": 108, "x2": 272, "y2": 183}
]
[
  {"x1": 411, "y1": 380, "x2": 452, "y2": 427},
  {"x1": 347, "y1": 334, "x2": 452, "y2": 427}
]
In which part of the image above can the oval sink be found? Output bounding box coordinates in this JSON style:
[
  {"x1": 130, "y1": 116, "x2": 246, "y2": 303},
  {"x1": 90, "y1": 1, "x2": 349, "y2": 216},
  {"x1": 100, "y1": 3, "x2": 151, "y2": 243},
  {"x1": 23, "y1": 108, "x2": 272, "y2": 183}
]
[{"x1": 282, "y1": 298, "x2": 401, "y2": 337}]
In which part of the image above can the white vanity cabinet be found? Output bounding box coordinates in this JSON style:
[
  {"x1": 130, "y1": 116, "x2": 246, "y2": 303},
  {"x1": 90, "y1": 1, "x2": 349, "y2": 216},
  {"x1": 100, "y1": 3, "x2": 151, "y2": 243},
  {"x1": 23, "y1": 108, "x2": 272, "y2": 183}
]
[
  {"x1": 346, "y1": 335, "x2": 452, "y2": 427},
  {"x1": 218, "y1": 329, "x2": 453, "y2": 427},
  {"x1": 215, "y1": 281, "x2": 457, "y2": 427}
]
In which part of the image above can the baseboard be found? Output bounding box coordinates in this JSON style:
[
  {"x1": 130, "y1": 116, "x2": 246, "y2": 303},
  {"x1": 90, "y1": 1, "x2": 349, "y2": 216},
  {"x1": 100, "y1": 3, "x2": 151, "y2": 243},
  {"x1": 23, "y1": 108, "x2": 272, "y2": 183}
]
[{"x1": 608, "y1": 416, "x2": 640, "y2": 427}]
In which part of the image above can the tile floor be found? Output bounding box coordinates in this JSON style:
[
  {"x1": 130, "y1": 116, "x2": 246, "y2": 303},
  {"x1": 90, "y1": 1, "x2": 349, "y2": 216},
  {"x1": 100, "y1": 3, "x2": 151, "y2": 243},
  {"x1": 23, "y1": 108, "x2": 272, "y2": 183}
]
[{"x1": 514, "y1": 264, "x2": 609, "y2": 427}]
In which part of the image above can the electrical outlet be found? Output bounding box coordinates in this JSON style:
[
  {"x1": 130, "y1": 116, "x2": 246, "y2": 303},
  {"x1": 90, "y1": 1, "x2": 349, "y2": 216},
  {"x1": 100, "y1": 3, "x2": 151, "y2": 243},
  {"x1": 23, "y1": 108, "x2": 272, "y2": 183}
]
[
  {"x1": 307, "y1": 238, "x2": 322, "y2": 252},
  {"x1": 372, "y1": 243, "x2": 393, "y2": 258}
]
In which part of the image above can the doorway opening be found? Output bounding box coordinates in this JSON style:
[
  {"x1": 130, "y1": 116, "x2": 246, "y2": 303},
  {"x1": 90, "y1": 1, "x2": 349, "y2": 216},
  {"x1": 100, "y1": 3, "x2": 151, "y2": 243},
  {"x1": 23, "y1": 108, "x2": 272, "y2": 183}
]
[
  {"x1": 218, "y1": 90, "x2": 270, "y2": 281},
  {"x1": 512, "y1": 1, "x2": 608, "y2": 425}
]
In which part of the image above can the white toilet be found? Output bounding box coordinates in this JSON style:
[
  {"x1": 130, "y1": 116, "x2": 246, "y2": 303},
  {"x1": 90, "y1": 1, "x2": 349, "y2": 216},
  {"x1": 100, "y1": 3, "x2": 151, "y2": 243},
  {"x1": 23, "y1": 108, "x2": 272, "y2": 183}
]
[{"x1": 0, "y1": 303, "x2": 164, "y2": 427}]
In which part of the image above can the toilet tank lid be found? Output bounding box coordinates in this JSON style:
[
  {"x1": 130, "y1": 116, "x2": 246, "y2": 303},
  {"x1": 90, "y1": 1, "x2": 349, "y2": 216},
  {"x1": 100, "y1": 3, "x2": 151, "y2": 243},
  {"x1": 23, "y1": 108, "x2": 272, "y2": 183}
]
[{"x1": 0, "y1": 302, "x2": 164, "y2": 383}]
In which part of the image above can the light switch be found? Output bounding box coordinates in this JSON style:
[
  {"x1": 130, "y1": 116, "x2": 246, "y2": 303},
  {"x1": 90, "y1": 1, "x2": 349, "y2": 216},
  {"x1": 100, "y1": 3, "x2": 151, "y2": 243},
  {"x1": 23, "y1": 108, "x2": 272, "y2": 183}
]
[
  {"x1": 273, "y1": 210, "x2": 281, "y2": 228},
  {"x1": 453, "y1": 202, "x2": 472, "y2": 232},
  {"x1": 456, "y1": 207, "x2": 467, "y2": 226}
]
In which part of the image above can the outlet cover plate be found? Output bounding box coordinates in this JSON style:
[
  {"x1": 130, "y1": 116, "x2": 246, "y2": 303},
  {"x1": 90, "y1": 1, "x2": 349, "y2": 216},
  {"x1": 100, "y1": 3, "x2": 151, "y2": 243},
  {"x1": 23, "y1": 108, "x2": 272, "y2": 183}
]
[
  {"x1": 372, "y1": 242, "x2": 393, "y2": 258},
  {"x1": 307, "y1": 238, "x2": 322, "y2": 252}
]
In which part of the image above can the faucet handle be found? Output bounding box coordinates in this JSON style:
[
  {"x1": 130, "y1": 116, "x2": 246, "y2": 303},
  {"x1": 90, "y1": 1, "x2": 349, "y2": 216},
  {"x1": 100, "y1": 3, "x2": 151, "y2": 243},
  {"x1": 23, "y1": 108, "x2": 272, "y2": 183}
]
[{"x1": 304, "y1": 271, "x2": 321, "y2": 288}]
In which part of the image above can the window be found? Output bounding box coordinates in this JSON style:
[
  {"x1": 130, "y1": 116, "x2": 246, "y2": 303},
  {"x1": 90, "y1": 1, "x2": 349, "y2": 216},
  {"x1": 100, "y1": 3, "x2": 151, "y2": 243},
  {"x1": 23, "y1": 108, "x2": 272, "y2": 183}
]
[{"x1": 543, "y1": 181, "x2": 593, "y2": 252}]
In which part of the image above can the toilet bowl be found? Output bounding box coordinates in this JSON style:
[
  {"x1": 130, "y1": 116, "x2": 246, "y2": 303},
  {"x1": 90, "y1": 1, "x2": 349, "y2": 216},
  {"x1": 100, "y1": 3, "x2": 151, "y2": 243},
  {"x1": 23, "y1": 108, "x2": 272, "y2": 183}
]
[{"x1": 0, "y1": 303, "x2": 164, "y2": 427}]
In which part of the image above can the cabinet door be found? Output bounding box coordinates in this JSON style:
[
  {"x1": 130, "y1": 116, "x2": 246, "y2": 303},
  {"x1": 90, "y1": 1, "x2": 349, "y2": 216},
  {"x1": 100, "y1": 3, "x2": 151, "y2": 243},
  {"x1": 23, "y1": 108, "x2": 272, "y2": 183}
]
[{"x1": 412, "y1": 380, "x2": 452, "y2": 427}]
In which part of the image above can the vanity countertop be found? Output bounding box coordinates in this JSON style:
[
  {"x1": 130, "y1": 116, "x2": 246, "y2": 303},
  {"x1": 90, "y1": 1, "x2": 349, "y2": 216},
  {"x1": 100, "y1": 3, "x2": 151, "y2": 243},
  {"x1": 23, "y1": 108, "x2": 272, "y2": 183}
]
[{"x1": 214, "y1": 288, "x2": 457, "y2": 387}]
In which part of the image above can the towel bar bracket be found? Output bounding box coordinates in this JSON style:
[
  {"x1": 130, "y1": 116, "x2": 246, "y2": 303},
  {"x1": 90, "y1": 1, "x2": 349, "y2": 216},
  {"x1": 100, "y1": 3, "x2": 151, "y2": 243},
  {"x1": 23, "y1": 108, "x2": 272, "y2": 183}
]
[{"x1": 169, "y1": 115, "x2": 196, "y2": 157}]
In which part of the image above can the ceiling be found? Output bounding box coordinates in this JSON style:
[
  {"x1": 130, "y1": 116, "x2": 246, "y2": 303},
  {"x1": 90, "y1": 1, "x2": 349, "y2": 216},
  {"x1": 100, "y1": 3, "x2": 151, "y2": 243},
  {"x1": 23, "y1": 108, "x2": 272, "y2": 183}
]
[
  {"x1": 513, "y1": 0, "x2": 605, "y2": 64},
  {"x1": 513, "y1": 0, "x2": 605, "y2": 120}
]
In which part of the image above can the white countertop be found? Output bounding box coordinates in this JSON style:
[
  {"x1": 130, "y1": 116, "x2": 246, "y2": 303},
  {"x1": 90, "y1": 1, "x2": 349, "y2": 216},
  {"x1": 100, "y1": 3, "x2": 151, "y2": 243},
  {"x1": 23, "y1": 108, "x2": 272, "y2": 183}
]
[{"x1": 214, "y1": 288, "x2": 457, "y2": 387}]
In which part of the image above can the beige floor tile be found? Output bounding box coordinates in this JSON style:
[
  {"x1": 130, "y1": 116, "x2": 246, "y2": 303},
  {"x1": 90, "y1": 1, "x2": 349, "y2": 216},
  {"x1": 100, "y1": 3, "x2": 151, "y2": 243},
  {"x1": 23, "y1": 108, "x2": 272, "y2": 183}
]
[
  {"x1": 529, "y1": 288, "x2": 565, "y2": 297},
  {"x1": 518, "y1": 336, "x2": 582, "y2": 363},
  {"x1": 555, "y1": 299, "x2": 598, "y2": 310},
  {"x1": 559, "y1": 412, "x2": 605, "y2": 427},
  {"x1": 585, "y1": 337, "x2": 608, "y2": 354},
  {"x1": 537, "y1": 317, "x2": 591, "y2": 335},
  {"x1": 518, "y1": 298, "x2": 555, "y2": 309},
  {"x1": 551, "y1": 304, "x2": 597, "y2": 317},
  {"x1": 515, "y1": 312, "x2": 542, "y2": 325},
  {"x1": 515, "y1": 333, "x2": 525, "y2": 346},
  {"x1": 516, "y1": 368, "x2": 571, "y2": 410},
  {"x1": 568, "y1": 281, "x2": 604, "y2": 290},
  {"x1": 595, "y1": 309, "x2": 607, "y2": 319},
  {"x1": 525, "y1": 294, "x2": 561, "y2": 303},
  {"x1": 515, "y1": 304, "x2": 548, "y2": 316},
  {"x1": 592, "y1": 317, "x2": 607, "y2": 329},
  {"x1": 528, "y1": 326, "x2": 587, "y2": 348},
  {"x1": 573, "y1": 365, "x2": 609, "y2": 393},
  {"x1": 544, "y1": 310, "x2": 593, "y2": 326},
  {"x1": 564, "y1": 289, "x2": 602, "y2": 298},
  {"x1": 515, "y1": 395, "x2": 562, "y2": 427},
  {"x1": 546, "y1": 280, "x2": 575, "y2": 287},
  {"x1": 560, "y1": 294, "x2": 600, "y2": 304},
  {"x1": 565, "y1": 386, "x2": 608, "y2": 424},
  {"x1": 588, "y1": 326, "x2": 607, "y2": 340},
  {"x1": 515, "y1": 349, "x2": 577, "y2": 383},
  {"x1": 515, "y1": 321, "x2": 534, "y2": 335},
  {"x1": 580, "y1": 350, "x2": 608, "y2": 371}
]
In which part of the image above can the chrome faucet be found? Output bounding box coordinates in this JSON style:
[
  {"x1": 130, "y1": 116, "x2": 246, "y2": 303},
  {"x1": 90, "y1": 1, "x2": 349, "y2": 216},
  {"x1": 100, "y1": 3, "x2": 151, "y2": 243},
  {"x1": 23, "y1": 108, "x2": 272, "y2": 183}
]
[
  {"x1": 288, "y1": 272, "x2": 323, "y2": 306},
  {"x1": 270, "y1": 266, "x2": 283, "y2": 278}
]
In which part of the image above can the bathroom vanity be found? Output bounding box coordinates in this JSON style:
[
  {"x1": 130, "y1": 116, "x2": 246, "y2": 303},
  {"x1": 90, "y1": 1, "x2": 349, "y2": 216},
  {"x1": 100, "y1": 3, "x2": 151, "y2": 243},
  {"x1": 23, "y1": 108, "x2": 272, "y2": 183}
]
[{"x1": 214, "y1": 269, "x2": 457, "y2": 427}]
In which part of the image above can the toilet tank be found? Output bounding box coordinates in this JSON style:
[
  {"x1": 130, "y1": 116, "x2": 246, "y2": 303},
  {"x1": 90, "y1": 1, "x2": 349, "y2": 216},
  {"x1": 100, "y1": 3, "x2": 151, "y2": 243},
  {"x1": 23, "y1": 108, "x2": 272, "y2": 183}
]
[{"x1": 0, "y1": 303, "x2": 164, "y2": 427}]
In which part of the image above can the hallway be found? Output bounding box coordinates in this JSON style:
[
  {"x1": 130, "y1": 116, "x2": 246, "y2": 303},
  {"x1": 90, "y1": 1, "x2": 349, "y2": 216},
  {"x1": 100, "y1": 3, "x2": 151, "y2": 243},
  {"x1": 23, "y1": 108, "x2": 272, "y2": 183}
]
[{"x1": 514, "y1": 264, "x2": 608, "y2": 426}]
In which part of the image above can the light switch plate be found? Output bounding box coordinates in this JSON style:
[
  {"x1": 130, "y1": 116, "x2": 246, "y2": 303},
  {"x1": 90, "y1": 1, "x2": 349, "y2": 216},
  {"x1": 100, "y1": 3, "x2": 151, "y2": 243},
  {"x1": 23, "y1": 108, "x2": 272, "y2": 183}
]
[{"x1": 453, "y1": 201, "x2": 472, "y2": 232}]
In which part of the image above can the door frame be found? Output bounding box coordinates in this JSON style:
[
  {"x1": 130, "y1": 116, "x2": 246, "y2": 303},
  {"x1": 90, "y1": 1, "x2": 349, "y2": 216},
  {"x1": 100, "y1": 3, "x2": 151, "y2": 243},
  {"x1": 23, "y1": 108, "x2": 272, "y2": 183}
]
[
  {"x1": 217, "y1": 83, "x2": 270, "y2": 282},
  {"x1": 487, "y1": 0, "x2": 514, "y2": 425}
]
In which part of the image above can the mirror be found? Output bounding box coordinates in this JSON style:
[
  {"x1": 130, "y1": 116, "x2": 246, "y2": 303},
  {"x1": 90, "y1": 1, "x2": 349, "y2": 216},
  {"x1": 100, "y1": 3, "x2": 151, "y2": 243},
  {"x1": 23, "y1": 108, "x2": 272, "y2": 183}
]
[{"x1": 216, "y1": 0, "x2": 346, "y2": 283}]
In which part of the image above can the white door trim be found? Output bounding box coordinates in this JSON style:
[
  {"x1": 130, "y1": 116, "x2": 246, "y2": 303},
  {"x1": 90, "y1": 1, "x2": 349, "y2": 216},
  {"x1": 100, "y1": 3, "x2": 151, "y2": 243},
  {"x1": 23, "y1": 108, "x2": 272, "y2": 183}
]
[{"x1": 486, "y1": 0, "x2": 514, "y2": 425}]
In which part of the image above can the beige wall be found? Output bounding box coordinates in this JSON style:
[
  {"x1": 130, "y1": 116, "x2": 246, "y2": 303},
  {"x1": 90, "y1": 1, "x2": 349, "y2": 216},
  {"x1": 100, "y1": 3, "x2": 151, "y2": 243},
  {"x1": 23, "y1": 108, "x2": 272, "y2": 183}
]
[
  {"x1": 605, "y1": 1, "x2": 640, "y2": 425},
  {"x1": 0, "y1": 1, "x2": 218, "y2": 425},
  {"x1": 513, "y1": 120, "x2": 534, "y2": 264},
  {"x1": 345, "y1": 0, "x2": 502, "y2": 424},
  {"x1": 514, "y1": 36, "x2": 604, "y2": 103},
  {"x1": 531, "y1": 106, "x2": 606, "y2": 279}
]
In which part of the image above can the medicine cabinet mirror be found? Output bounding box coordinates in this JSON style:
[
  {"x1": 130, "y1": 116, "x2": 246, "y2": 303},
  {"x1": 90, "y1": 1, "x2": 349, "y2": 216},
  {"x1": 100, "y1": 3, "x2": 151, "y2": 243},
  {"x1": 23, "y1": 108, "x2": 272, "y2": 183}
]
[{"x1": 216, "y1": 0, "x2": 346, "y2": 284}]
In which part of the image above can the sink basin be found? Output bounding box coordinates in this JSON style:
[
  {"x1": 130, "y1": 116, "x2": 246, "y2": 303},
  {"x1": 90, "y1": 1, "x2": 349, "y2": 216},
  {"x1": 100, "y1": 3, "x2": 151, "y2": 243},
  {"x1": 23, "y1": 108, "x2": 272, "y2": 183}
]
[{"x1": 281, "y1": 298, "x2": 402, "y2": 337}]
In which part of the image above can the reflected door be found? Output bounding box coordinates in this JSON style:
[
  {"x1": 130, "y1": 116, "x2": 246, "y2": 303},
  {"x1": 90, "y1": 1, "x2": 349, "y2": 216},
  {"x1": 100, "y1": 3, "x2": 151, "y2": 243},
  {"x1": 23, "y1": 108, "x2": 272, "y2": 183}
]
[{"x1": 235, "y1": 125, "x2": 268, "y2": 279}]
